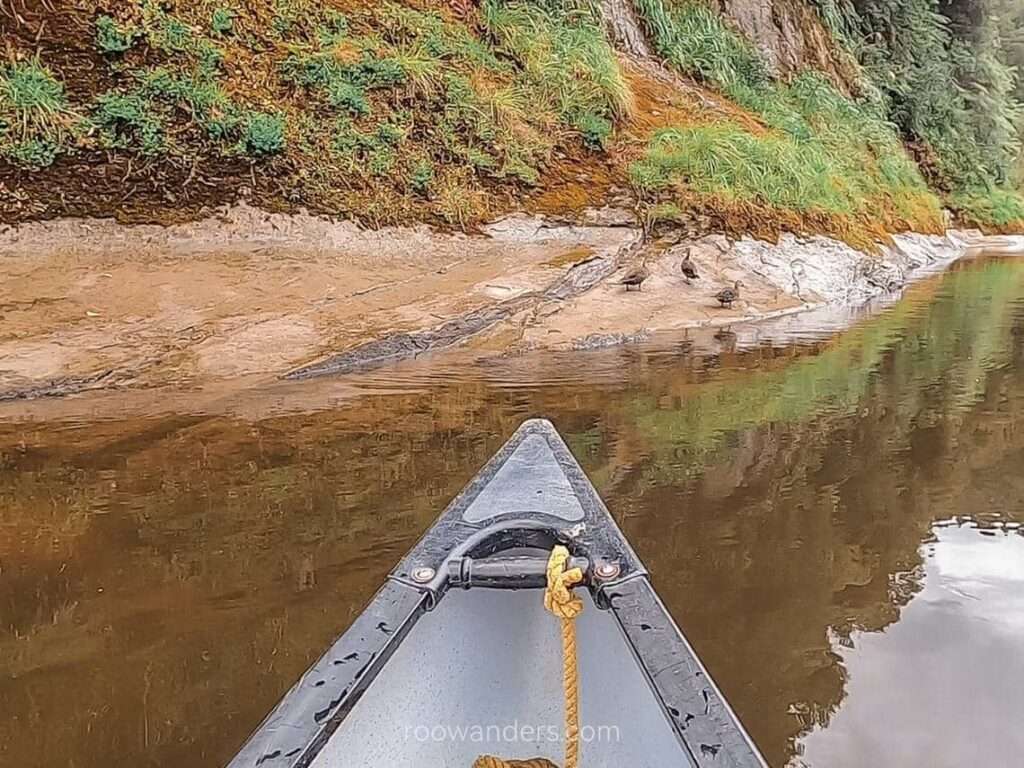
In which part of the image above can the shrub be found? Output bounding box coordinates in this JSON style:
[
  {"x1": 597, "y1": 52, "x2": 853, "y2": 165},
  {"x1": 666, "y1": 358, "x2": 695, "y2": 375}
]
[{"x1": 808, "y1": 0, "x2": 1022, "y2": 194}]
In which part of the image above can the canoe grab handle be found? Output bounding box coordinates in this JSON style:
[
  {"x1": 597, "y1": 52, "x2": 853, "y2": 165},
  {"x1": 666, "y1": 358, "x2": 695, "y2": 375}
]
[
  {"x1": 394, "y1": 518, "x2": 613, "y2": 605},
  {"x1": 448, "y1": 554, "x2": 591, "y2": 590}
]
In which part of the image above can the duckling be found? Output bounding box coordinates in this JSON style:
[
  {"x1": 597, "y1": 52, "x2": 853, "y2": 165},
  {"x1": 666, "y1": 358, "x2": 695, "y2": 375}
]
[
  {"x1": 620, "y1": 263, "x2": 650, "y2": 291},
  {"x1": 679, "y1": 248, "x2": 700, "y2": 284},
  {"x1": 714, "y1": 280, "x2": 744, "y2": 308}
]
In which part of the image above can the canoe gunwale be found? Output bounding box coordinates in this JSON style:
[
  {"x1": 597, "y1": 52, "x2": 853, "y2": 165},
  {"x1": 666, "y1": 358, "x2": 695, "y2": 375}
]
[{"x1": 227, "y1": 419, "x2": 767, "y2": 768}]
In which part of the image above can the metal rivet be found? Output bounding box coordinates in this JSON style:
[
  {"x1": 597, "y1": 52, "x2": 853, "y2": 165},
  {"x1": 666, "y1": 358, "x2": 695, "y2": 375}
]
[
  {"x1": 595, "y1": 561, "x2": 620, "y2": 580},
  {"x1": 411, "y1": 567, "x2": 436, "y2": 584}
]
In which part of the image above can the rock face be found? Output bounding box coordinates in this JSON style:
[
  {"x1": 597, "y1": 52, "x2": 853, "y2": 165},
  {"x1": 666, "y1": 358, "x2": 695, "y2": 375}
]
[
  {"x1": 730, "y1": 231, "x2": 977, "y2": 305},
  {"x1": 601, "y1": 0, "x2": 653, "y2": 57},
  {"x1": 717, "y1": 0, "x2": 858, "y2": 88}
]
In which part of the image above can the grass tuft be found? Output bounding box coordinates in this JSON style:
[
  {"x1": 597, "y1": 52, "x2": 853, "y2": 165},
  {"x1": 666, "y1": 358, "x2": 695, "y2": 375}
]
[
  {"x1": 481, "y1": 0, "x2": 633, "y2": 128},
  {"x1": 0, "y1": 59, "x2": 83, "y2": 168}
]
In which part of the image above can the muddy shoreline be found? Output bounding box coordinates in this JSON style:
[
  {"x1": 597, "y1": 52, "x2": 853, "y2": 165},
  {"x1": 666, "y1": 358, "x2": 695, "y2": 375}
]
[{"x1": 1, "y1": 204, "x2": 1021, "y2": 404}]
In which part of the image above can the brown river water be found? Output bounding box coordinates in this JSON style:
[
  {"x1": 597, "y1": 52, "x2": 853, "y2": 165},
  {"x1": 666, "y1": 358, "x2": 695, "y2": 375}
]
[{"x1": 1, "y1": 254, "x2": 1023, "y2": 768}]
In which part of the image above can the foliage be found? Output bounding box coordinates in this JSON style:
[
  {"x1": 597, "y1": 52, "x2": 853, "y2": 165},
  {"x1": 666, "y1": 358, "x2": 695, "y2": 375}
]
[
  {"x1": 281, "y1": 31, "x2": 406, "y2": 117},
  {"x1": 88, "y1": 8, "x2": 287, "y2": 160},
  {"x1": 481, "y1": 0, "x2": 633, "y2": 136},
  {"x1": 5, "y1": 0, "x2": 1019, "y2": 236},
  {"x1": 0, "y1": 59, "x2": 83, "y2": 168},
  {"x1": 632, "y1": 124, "x2": 850, "y2": 211},
  {"x1": 633, "y1": 0, "x2": 768, "y2": 89},
  {"x1": 807, "y1": 0, "x2": 1023, "y2": 192},
  {"x1": 631, "y1": 2, "x2": 942, "y2": 232}
]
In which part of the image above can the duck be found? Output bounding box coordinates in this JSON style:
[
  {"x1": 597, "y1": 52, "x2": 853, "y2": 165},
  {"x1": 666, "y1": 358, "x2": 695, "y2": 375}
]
[
  {"x1": 620, "y1": 263, "x2": 650, "y2": 291},
  {"x1": 679, "y1": 248, "x2": 700, "y2": 284},
  {"x1": 714, "y1": 280, "x2": 743, "y2": 308},
  {"x1": 713, "y1": 326, "x2": 737, "y2": 351}
]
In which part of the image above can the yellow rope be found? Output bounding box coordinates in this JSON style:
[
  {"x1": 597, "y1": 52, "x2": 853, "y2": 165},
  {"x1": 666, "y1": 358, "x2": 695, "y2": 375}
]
[{"x1": 473, "y1": 545, "x2": 583, "y2": 768}]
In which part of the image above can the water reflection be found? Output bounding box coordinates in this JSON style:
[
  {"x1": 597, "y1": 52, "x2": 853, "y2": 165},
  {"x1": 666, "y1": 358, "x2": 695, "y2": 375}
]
[
  {"x1": 795, "y1": 525, "x2": 1024, "y2": 768},
  {"x1": 0, "y1": 256, "x2": 1022, "y2": 768}
]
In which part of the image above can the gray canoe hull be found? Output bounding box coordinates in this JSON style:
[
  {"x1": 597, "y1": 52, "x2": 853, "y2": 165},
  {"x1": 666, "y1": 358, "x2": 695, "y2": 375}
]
[{"x1": 228, "y1": 419, "x2": 767, "y2": 768}]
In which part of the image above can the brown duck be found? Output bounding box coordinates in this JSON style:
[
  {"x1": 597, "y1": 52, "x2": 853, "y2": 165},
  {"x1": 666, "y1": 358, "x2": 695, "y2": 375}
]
[
  {"x1": 679, "y1": 248, "x2": 699, "y2": 284},
  {"x1": 714, "y1": 280, "x2": 743, "y2": 308},
  {"x1": 620, "y1": 263, "x2": 650, "y2": 291}
]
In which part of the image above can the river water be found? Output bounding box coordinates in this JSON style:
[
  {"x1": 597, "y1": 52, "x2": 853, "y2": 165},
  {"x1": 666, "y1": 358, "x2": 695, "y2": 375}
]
[{"x1": 1, "y1": 254, "x2": 1022, "y2": 768}]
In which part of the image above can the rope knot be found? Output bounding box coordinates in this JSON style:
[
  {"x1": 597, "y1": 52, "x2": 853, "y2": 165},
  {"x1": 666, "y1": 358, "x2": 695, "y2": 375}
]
[{"x1": 544, "y1": 545, "x2": 584, "y2": 621}]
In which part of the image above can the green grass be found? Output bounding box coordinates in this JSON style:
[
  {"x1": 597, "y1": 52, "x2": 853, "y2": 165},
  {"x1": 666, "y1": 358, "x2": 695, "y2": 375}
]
[
  {"x1": 89, "y1": 8, "x2": 287, "y2": 161},
  {"x1": 631, "y1": 0, "x2": 943, "y2": 232},
  {"x1": 0, "y1": 59, "x2": 83, "y2": 168},
  {"x1": 3, "y1": 0, "x2": 634, "y2": 225},
  {"x1": 481, "y1": 0, "x2": 632, "y2": 133},
  {"x1": 633, "y1": 0, "x2": 767, "y2": 89},
  {"x1": 275, "y1": 0, "x2": 629, "y2": 210},
  {"x1": 7, "y1": 0, "x2": 1012, "y2": 236},
  {"x1": 93, "y1": 90, "x2": 166, "y2": 155},
  {"x1": 631, "y1": 123, "x2": 854, "y2": 212},
  {"x1": 948, "y1": 187, "x2": 1024, "y2": 230}
]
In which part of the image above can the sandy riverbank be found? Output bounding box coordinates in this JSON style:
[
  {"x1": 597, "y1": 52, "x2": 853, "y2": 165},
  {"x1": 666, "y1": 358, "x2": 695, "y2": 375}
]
[{"x1": 1, "y1": 204, "x2": 1019, "y2": 402}]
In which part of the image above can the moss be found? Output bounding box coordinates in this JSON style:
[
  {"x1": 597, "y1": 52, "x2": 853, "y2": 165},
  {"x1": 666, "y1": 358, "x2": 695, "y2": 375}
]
[{"x1": 95, "y1": 15, "x2": 138, "y2": 54}]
